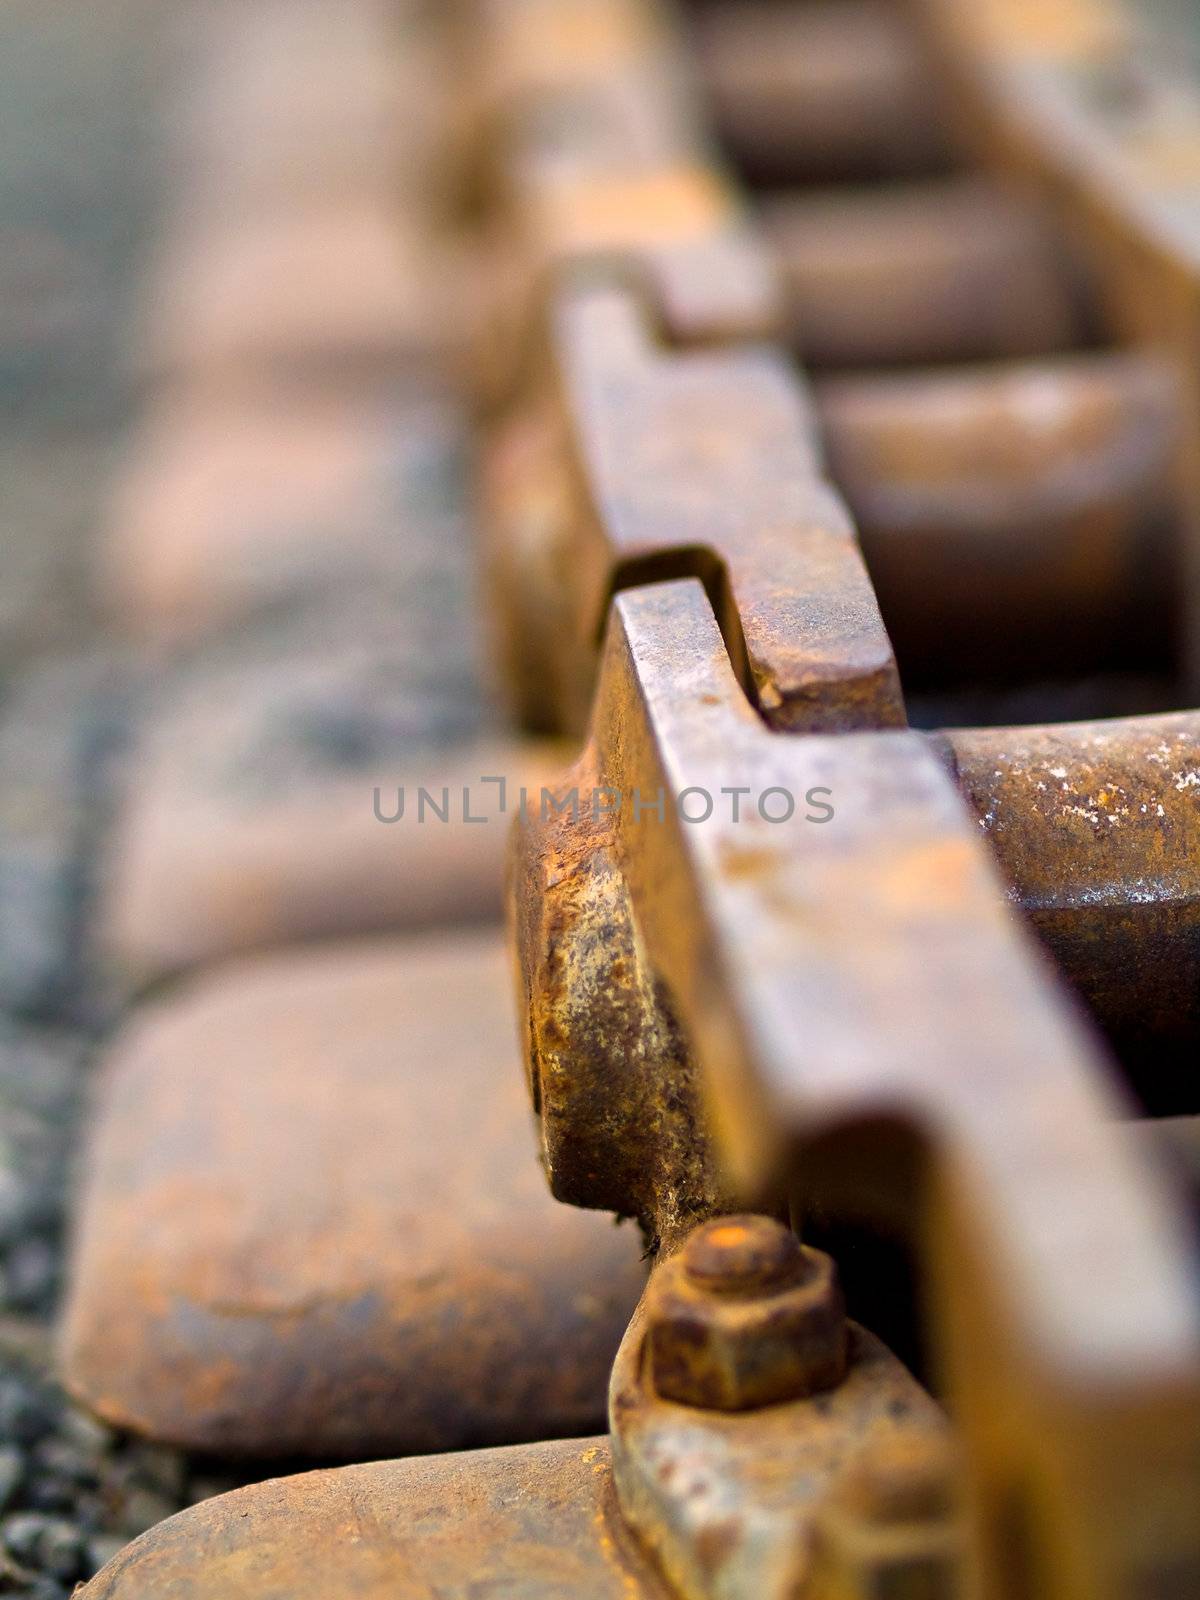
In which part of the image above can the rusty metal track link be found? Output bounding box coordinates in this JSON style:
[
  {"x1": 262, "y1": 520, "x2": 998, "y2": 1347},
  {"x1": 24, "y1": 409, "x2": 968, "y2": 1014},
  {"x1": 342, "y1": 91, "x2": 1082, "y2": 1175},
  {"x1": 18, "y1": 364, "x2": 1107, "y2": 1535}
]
[{"x1": 475, "y1": 2, "x2": 1200, "y2": 1598}]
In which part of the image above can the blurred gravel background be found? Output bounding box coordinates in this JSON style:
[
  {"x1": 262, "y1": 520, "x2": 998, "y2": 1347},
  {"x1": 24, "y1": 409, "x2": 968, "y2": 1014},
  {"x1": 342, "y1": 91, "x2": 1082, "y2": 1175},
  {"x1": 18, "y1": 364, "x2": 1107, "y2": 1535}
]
[
  {"x1": 0, "y1": 3, "x2": 484, "y2": 1590},
  {"x1": 0, "y1": 7, "x2": 252, "y2": 1593},
  {"x1": 1145, "y1": 0, "x2": 1200, "y2": 67},
  {"x1": 0, "y1": 1, "x2": 161, "y2": 658}
]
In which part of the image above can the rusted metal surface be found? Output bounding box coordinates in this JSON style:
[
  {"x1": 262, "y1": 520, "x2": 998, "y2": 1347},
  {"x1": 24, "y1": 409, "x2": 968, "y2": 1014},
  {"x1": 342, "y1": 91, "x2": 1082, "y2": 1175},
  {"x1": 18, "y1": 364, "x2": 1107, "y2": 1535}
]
[
  {"x1": 468, "y1": 0, "x2": 780, "y2": 406},
  {"x1": 911, "y1": 0, "x2": 1200, "y2": 687},
  {"x1": 819, "y1": 352, "x2": 1179, "y2": 678},
  {"x1": 511, "y1": 761, "x2": 729, "y2": 1246},
  {"x1": 475, "y1": 0, "x2": 1199, "y2": 726},
  {"x1": 644, "y1": 1217, "x2": 848, "y2": 1411},
  {"x1": 915, "y1": 0, "x2": 1200, "y2": 262},
  {"x1": 693, "y1": 0, "x2": 951, "y2": 183},
  {"x1": 611, "y1": 1272, "x2": 957, "y2": 1600},
  {"x1": 934, "y1": 709, "x2": 1200, "y2": 1107},
  {"x1": 484, "y1": 281, "x2": 902, "y2": 736},
  {"x1": 511, "y1": 578, "x2": 1200, "y2": 1598},
  {"x1": 62, "y1": 933, "x2": 646, "y2": 1457},
  {"x1": 103, "y1": 655, "x2": 557, "y2": 978},
  {"x1": 467, "y1": 0, "x2": 701, "y2": 184},
  {"x1": 492, "y1": 0, "x2": 1200, "y2": 1594},
  {"x1": 80, "y1": 1435, "x2": 666, "y2": 1598},
  {"x1": 474, "y1": 165, "x2": 779, "y2": 406},
  {"x1": 491, "y1": 0, "x2": 1200, "y2": 1595},
  {"x1": 762, "y1": 179, "x2": 1084, "y2": 368},
  {"x1": 467, "y1": 0, "x2": 681, "y2": 134},
  {"x1": 101, "y1": 391, "x2": 468, "y2": 647},
  {"x1": 137, "y1": 202, "x2": 463, "y2": 387}
]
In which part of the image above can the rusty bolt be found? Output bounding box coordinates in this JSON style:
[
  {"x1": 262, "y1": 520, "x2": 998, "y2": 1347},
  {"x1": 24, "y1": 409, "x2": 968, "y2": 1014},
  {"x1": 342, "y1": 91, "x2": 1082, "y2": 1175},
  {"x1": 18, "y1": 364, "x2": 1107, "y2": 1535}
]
[{"x1": 646, "y1": 1215, "x2": 848, "y2": 1411}]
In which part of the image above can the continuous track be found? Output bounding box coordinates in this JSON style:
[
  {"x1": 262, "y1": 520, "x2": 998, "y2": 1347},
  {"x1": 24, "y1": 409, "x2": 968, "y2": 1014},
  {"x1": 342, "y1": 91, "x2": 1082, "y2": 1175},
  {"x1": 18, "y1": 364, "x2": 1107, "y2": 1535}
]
[{"x1": 54, "y1": 3, "x2": 1200, "y2": 1597}]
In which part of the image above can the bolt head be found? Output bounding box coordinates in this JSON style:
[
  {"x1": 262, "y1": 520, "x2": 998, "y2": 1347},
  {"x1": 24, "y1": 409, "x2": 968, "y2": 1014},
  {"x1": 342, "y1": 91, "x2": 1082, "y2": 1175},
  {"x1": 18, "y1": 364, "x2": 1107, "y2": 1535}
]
[
  {"x1": 682, "y1": 1215, "x2": 805, "y2": 1295},
  {"x1": 648, "y1": 1217, "x2": 847, "y2": 1411}
]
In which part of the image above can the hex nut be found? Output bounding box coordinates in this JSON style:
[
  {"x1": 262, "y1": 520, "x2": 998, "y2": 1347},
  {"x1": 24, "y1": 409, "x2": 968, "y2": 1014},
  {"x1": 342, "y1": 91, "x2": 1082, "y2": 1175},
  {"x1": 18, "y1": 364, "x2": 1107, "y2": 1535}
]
[{"x1": 646, "y1": 1216, "x2": 848, "y2": 1411}]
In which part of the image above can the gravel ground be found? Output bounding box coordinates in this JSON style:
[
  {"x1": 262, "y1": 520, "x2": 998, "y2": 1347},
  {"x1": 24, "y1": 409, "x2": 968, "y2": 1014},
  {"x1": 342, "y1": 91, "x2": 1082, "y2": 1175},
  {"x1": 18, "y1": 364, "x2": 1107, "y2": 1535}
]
[
  {"x1": 0, "y1": 1317, "x2": 239, "y2": 1596},
  {"x1": 0, "y1": 6, "x2": 249, "y2": 1592}
]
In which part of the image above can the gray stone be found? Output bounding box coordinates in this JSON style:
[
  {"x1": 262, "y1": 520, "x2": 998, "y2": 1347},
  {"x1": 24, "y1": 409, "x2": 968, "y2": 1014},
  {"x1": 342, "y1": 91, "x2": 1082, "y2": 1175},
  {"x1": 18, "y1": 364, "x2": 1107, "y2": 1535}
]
[
  {"x1": 0, "y1": 659, "x2": 130, "y2": 1023},
  {"x1": 2, "y1": 1512, "x2": 87, "y2": 1582},
  {"x1": 0, "y1": 1446, "x2": 24, "y2": 1512}
]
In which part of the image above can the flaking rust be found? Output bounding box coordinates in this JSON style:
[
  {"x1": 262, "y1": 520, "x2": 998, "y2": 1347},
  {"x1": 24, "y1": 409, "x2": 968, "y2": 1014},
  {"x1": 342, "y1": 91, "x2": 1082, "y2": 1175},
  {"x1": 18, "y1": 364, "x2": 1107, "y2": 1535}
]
[
  {"x1": 492, "y1": 0, "x2": 1200, "y2": 1595},
  {"x1": 511, "y1": 748, "x2": 730, "y2": 1252},
  {"x1": 935, "y1": 710, "x2": 1200, "y2": 1106},
  {"x1": 512, "y1": 580, "x2": 1200, "y2": 1600}
]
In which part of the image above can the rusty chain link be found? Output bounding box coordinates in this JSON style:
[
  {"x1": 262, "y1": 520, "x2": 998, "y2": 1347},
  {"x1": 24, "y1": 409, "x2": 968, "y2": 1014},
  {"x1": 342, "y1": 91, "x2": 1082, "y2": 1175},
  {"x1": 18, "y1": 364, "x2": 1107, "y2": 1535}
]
[{"x1": 473, "y1": 2, "x2": 1200, "y2": 1597}]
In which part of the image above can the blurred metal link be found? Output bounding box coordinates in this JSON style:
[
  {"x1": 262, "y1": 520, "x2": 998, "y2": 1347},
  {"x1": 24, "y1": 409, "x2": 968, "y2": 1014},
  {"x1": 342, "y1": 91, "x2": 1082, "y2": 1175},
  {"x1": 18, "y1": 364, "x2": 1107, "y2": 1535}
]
[
  {"x1": 693, "y1": 0, "x2": 952, "y2": 183},
  {"x1": 474, "y1": 1, "x2": 1200, "y2": 720},
  {"x1": 912, "y1": 0, "x2": 1200, "y2": 688},
  {"x1": 762, "y1": 178, "x2": 1085, "y2": 368},
  {"x1": 818, "y1": 351, "x2": 1180, "y2": 678},
  {"x1": 511, "y1": 578, "x2": 1200, "y2": 1600},
  {"x1": 468, "y1": 0, "x2": 702, "y2": 172},
  {"x1": 466, "y1": 0, "x2": 781, "y2": 407}
]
